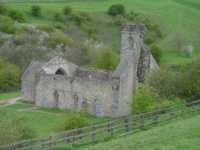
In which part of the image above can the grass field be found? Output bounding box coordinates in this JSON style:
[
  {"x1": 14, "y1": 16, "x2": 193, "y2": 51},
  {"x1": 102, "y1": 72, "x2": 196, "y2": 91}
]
[
  {"x1": 0, "y1": 100, "x2": 106, "y2": 137},
  {"x1": 81, "y1": 113, "x2": 200, "y2": 150},
  {"x1": 0, "y1": 91, "x2": 21, "y2": 100}
]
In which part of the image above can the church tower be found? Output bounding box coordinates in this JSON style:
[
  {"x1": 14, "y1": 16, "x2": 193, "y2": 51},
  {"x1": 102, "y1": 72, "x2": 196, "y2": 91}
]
[{"x1": 112, "y1": 24, "x2": 147, "y2": 116}]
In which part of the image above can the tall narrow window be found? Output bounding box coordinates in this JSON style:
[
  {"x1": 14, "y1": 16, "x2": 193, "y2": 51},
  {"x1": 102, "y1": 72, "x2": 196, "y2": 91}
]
[
  {"x1": 74, "y1": 94, "x2": 79, "y2": 109},
  {"x1": 53, "y1": 90, "x2": 59, "y2": 107}
]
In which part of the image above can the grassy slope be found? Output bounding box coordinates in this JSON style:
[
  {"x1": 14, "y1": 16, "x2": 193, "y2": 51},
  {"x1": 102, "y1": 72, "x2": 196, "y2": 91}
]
[
  {"x1": 0, "y1": 101, "x2": 106, "y2": 137},
  {"x1": 81, "y1": 114, "x2": 200, "y2": 150},
  {"x1": 5, "y1": 0, "x2": 200, "y2": 65},
  {"x1": 0, "y1": 91, "x2": 21, "y2": 100}
]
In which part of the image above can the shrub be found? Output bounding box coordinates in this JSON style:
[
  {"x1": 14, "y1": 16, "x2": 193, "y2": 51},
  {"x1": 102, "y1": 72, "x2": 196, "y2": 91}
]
[
  {"x1": 126, "y1": 11, "x2": 137, "y2": 21},
  {"x1": 112, "y1": 15, "x2": 126, "y2": 26},
  {"x1": 89, "y1": 47, "x2": 119, "y2": 70},
  {"x1": 179, "y1": 60, "x2": 200, "y2": 101},
  {"x1": 48, "y1": 30, "x2": 73, "y2": 48},
  {"x1": 148, "y1": 69, "x2": 181, "y2": 99},
  {"x1": 8, "y1": 10, "x2": 25, "y2": 22},
  {"x1": 54, "y1": 12, "x2": 64, "y2": 22},
  {"x1": 108, "y1": 4, "x2": 126, "y2": 17},
  {"x1": 0, "y1": 111, "x2": 35, "y2": 145},
  {"x1": 0, "y1": 15, "x2": 16, "y2": 33},
  {"x1": 133, "y1": 85, "x2": 182, "y2": 113},
  {"x1": 63, "y1": 6, "x2": 72, "y2": 16},
  {"x1": 0, "y1": 3, "x2": 7, "y2": 15},
  {"x1": 0, "y1": 57, "x2": 21, "y2": 92},
  {"x1": 133, "y1": 85, "x2": 158, "y2": 113},
  {"x1": 150, "y1": 44, "x2": 162, "y2": 63},
  {"x1": 70, "y1": 12, "x2": 91, "y2": 26},
  {"x1": 31, "y1": 5, "x2": 41, "y2": 17},
  {"x1": 148, "y1": 62, "x2": 200, "y2": 102},
  {"x1": 64, "y1": 115, "x2": 89, "y2": 130},
  {"x1": 37, "y1": 24, "x2": 54, "y2": 32}
]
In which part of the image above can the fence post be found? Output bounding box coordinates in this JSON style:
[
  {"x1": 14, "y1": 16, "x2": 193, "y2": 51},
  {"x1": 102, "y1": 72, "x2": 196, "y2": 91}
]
[
  {"x1": 92, "y1": 124, "x2": 97, "y2": 143},
  {"x1": 72, "y1": 130, "x2": 77, "y2": 146},
  {"x1": 78, "y1": 128, "x2": 83, "y2": 141},
  {"x1": 48, "y1": 136, "x2": 53, "y2": 149},
  {"x1": 124, "y1": 117, "x2": 129, "y2": 133},
  {"x1": 109, "y1": 120, "x2": 114, "y2": 137},
  {"x1": 140, "y1": 115, "x2": 144, "y2": 129}
]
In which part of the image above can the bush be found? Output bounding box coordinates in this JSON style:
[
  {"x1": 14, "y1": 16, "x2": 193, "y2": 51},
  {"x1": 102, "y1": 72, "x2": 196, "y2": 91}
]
[
  {"x1": 54, "y1": 12, "x2": 64, "y2": 22},
  {"x1": 0, "y1": 15, "x2": 16, "y2": 33},
  {"x1": 70, "y1": 12, "x2": 91, "y2": 26},
  {"x1": 89, "y1": 47, "x2": 119, "y2": 70},
  {"x1": 0, "y1": 111, "x2": 35, "y2": 145},
  {"x1": 148, "y1": 61, "x2": 200, "y2": 102},
  {"x1": 144, "y1": 31, "x2": 157, "y2": 45},
  {"x1": 37, "y1": 24, "x2": 54, "y2": 32},
  {"x1": 179, "y1": 60, "x2": 200, "y2": 101},
  {"x1": 31, "y1": 5, "x2": 41, "y2": 17},
  {"x1": 8, "y1": 10, "x2": 25, "y2": 22},
  {"x1": 148, "y1": 69, "x2": 181, "y2": 99},
  {"x1": 133, "y1": 85, "x2": 158, "y2": 113},
  {"x1": 48, "y1": 30, "x2": 73, "y2": 48},
  {"x1": 112, "y1": 15, "x2": 127, "y2": 26},
  {"x1": 64, "y1": 115, "x2": 89, "y2": 130},
  {"x1": 63, "y1": 6, "x2": 72, "y2": 16},
  {"x1": 0, "y1": 57, "x2": 21, "y2": 92},
  {"x1": 108, "y1": 4, "x2": 126, "y2": 17},
  {"x1": 150, "y1": 44, "x2": 162, "y2": 63},
  {"x1": 133, "y1": 85, "x2": 182, "y2": 113},
  {"x1": 0, "y1": 3, "x2": 7, "y2": 15}
]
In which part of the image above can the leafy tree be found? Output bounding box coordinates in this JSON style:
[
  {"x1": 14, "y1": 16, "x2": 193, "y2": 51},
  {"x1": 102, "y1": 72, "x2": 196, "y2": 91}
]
[
  {"x1": 0, "y1": 15, "x2": 16, "y2": 33},
  {"x1": 150, "y1": 44, "x2": 162, "y2": 63},
  {"x1": 48, "y1": 31, "x2": 73, "y2": 48},
  {"x1": 0, "y1": 57, "x2": 21, "y2": 92},
  {"x1": 107, "y1": 4, "x2": 126, "y2": 16},
  {"x1": 8, "y1": 10, "x2": 25, "y2": 22},
  {"x1": 31, "y1": 5, "x2": 41, "y2": 17},
  {"x1": 0, "y1": 3, "x2": 7, "y2": 15},
  {"x1": 63, "y1": 6, "x2": 72, "y2": 16}
]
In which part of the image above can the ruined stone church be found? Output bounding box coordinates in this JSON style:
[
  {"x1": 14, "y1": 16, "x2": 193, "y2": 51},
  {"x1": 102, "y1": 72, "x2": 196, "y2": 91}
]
[{"x1": 21, "y1": 24, "x2": 159, "y2": 117}]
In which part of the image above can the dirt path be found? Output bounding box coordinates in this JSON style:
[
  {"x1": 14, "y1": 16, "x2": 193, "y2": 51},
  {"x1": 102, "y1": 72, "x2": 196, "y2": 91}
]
[{"x1": 0, "y1": 97, "x2": 22, "y2": 105}]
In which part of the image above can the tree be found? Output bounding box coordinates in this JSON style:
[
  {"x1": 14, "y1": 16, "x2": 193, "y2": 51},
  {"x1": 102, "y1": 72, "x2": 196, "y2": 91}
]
[
  {"x1": 108, "y1": 4, "x2": 126, "y2": 16},
  {"x1": 0, "y1": 57, "x2": 21, "y2": 92},
  {"x1": 150, "y1": 44, "x2": 162, "y2": 63},
  {"x1": 63, "y1": 6, "x2": 72, "y2": 16},
  {"x1": 8, "y1": 10, "x2": 25, "y2": 22},
  {"x1": 31, "y1": 5, "x2": 41, "y2": 17}
]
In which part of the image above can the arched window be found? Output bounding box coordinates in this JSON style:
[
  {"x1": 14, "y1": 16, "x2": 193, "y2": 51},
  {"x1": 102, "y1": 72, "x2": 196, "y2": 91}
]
[{"x1": 55, "y1": 68, "x2": 66, "y2": 75}]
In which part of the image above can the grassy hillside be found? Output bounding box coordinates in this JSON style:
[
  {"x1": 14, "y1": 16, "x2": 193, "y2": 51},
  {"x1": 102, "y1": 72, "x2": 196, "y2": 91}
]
[
  {"x1": 0, "y1": 100, "x2": 106, "y2": 137},
  {"x1": 4, "y1": 0, "x2": 200, "y2": 65},
  {"x1": 81, "y1": 113, "x2": 200, "y2": 150}
]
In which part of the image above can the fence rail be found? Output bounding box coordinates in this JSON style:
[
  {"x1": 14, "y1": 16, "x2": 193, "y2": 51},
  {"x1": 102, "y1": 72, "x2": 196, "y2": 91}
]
[{"x1": 1, "y1": 100, "x2": 200, "y2": 150}]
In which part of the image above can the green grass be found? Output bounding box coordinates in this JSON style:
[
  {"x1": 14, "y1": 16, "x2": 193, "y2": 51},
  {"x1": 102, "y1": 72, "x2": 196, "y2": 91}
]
[
  {"x1": 81, "y1": 113, "x2": 200, "y2": 150},
  {"x1": 0, "y1": 100, "x2": 106, "y2": 137},
  {"x1": 0, "y1": 91, "x2": 21, "y2": 100},
  {"x1": 4, "y1": 0, "x2": 200, "y2": 65}
]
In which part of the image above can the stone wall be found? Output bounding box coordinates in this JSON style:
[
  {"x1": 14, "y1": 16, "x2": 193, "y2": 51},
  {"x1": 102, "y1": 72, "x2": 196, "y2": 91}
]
[{"x1": 35, "y1": 72, "x2": 114, "y2": 117}]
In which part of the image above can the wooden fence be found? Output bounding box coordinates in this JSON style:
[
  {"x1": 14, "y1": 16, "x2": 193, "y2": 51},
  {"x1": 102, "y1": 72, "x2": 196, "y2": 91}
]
[{"x1": 1, "y1": 100, "x2": 200, "y2": 150}]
